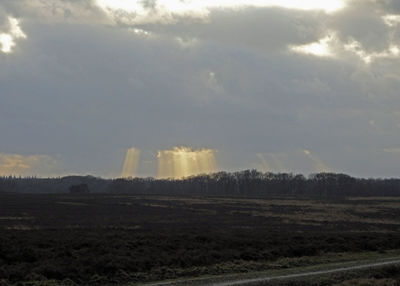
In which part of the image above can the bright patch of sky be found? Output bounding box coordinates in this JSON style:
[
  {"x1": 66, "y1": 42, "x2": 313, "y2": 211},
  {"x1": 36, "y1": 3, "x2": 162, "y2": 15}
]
[
  {"x1": 131, "y1": 28, "x2": 151, "y2": 37},
  {"x1": 344, "y1": 39, "x2": 400, "y2": 64},
  {"x1": 290, "y1": 34, "x2": 336, "y2": 57},
  {"x1": 121, "y1": 147, "x2": 141, "y2": 178},
  {"x1": 0, "y1": 153, "x2": 58, "y2": 177},
  {"x1": 290, "y1": 33, "x2": 400, "y2": 64},
  {"x1": 176, "y1": 36, "x2": 199, "y2": 48},
  {"x1": 383, "y1": 14, "x2": 400, "y2": 26},
  {"x1": 383, "y1": 148, "x2": 400, "y2": 154},
  {"x1": 95, "y1": 0, "x2": 346, "y2": 24},
  {"x1": 0, "y1": 17, "x2": 26, "y2": 53},
  {"x1": 0, "y1": 33, "x2": 13, "y2": 53}
]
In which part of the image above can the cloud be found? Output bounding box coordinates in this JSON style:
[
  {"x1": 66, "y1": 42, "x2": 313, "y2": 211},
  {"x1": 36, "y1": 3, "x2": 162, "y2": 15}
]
[
  {"x1": 383, "y1": 14, "x2": 400, "y2": 27},
  {"x1": 0, "y1": 0, "x2": 103, "y2": 24},
  {"x1": 95, "y1": 0, "x2": 346, "y2": 25},
  {"x1": 91, "y1": 0, "x2": 400, "y2": 67},
  {"x1": 344, "y1": 39, "x2": 400, "y2": 63},
  {"x1": 0, "y1": 17, "x2": 26, "y2": 53},
  {"x1": 383, "y1": 148, "x2": 400, "y2": 154},
  {"x1": 290, "y1": 33, "x2": 337, "y2": 57},
  {"x1": 0, "y1": 153, "x2": 59, "y2": 177},
  {"x1": 0, "y1": 0, "x2": 400, "y2": 179}
]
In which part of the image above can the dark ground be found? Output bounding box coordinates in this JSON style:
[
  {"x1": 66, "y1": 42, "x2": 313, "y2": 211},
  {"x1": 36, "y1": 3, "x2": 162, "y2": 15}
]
[{"x1": 1, "y1": 193, "x2": 400, "y2": 285}]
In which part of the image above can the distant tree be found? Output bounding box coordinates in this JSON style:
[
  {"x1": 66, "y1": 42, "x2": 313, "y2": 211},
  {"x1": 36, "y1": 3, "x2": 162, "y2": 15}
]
[
  {"x1": 69, "y1": 184, "x2": 90, "y2": 194},
  {"x1": 2, "y1": 171, "x2": 400, "y2": 197}
]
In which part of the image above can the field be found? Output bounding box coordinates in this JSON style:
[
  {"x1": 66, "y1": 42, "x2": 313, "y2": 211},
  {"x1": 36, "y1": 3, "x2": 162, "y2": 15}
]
[{"x1": 1, "y1": 193, "x2": 400, "y2": 285}]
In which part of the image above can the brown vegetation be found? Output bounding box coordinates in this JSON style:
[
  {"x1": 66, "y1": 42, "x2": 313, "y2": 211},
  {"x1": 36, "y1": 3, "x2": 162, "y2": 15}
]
[{"x1": 0, "y1": 193, "x2": 400, "y2": 285}]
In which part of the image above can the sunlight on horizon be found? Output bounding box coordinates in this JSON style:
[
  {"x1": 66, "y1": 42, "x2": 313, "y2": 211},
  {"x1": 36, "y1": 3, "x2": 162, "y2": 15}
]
[
  {"x1": 303, "y1": 149, "x2": 331, "y2": 172},
  {"x1": 0, "y1": 153, "x2": 57, "y2": 177},
  {"x1": 256, "y1": 153, "x2": 288, "y2": 173},
  {"x1": 157, "y1": 147, "x2": 217, "y2": 179},
  {"x1": 121, "y1": 147, "x2": 141, "y2": 178}
]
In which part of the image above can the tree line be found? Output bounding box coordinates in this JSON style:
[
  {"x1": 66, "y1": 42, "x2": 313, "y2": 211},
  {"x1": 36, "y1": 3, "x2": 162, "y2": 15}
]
[{"x1": 1, "y1": 171, "x2": 400, "y2": 197}]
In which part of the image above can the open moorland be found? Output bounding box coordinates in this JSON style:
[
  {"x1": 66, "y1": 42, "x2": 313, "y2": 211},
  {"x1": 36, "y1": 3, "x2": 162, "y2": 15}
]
[{"x1": 1, "y1": 193, "x2": 400, "y2": 285}]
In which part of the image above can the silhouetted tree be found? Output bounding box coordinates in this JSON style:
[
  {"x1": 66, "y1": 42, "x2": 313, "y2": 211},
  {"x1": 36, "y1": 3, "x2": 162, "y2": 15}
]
[{"x1": 1, "y1": 172, "x2": 400, "y2": 198}]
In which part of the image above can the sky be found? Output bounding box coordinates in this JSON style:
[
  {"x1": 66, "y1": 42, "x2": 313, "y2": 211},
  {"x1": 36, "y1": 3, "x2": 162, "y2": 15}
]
[{"x1": 1, "y1": 0, "x2": 400, "y2": 178}]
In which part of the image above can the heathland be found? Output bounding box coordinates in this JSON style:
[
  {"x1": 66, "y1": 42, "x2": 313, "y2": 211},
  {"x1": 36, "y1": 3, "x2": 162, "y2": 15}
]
[{"x1": 1, "y1": 189, "x2": 400, "y2": 285}]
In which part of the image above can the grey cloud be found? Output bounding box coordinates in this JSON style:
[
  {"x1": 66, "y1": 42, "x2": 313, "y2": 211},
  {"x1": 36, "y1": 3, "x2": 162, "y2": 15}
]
[
  {"x1": 329, "y1": 1, "x2": 395, "y2": 52},
  {"x1": 385, "y1": 0, "x2": 400, "y2": 13},
  {"x1": 0, "y1": 8, "x2": 8, "y2": 25},
  {"x1": 1, "y1": 1, "x2": 400, "y2": 177},
  {"x1": 0, "y1": 0, "x2": 104, "y2": 24},
  {"x1": 137, "y1": 8, "x2": 326, "y2": 53}
]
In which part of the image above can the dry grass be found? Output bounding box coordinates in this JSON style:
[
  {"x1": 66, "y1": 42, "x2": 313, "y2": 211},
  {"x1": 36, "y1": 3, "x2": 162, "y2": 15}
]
[
  {"x1": 0, "y1": 216, "x2": 34, "y2": 220},
  {"x1": 56, "y1": 201, "x2": 90, "y2": 206},
  {"x1": 333, "y1": 278, "x2": 398, "y2": 286}
]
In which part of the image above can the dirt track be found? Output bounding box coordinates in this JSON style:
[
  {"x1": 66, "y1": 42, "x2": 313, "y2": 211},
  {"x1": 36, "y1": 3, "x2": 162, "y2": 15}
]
[{"x1": 144, "y1": 257, "x2": 400, "y2": 286}]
